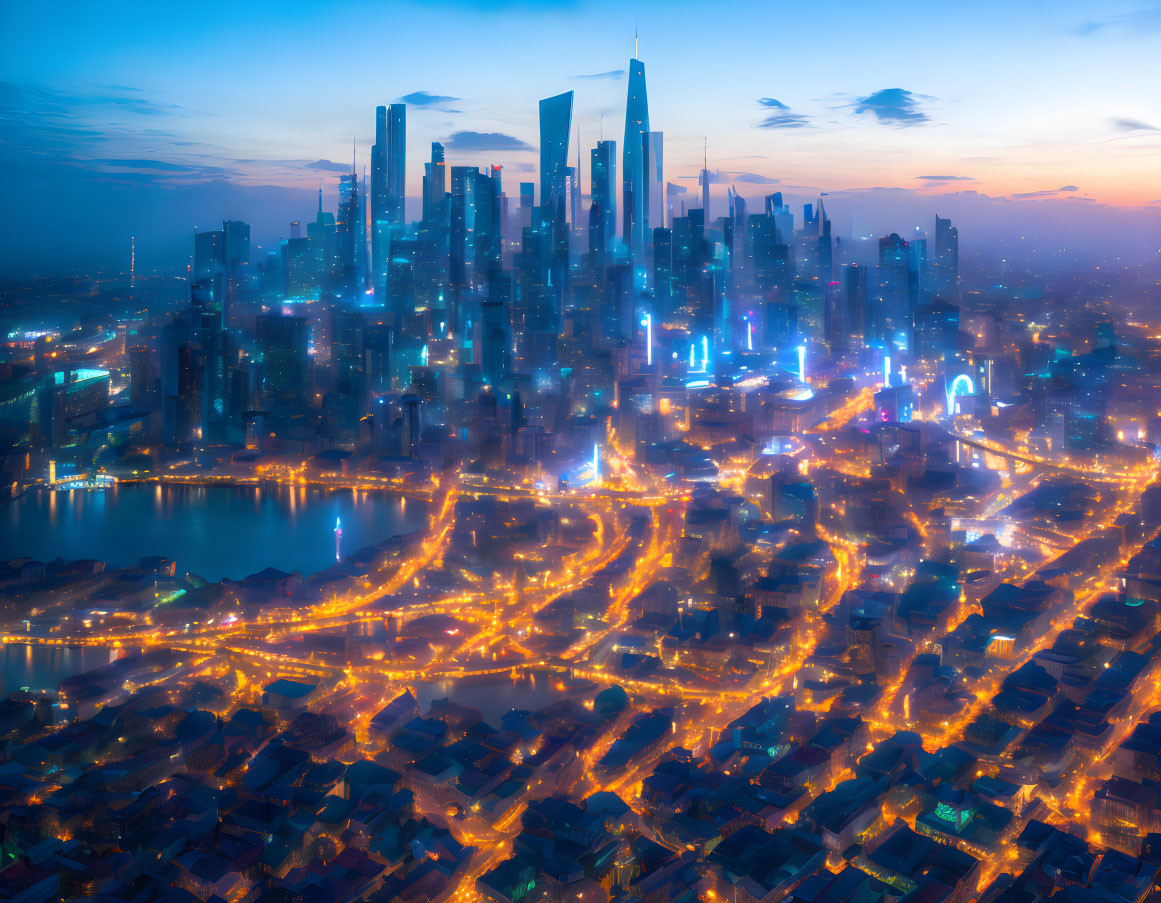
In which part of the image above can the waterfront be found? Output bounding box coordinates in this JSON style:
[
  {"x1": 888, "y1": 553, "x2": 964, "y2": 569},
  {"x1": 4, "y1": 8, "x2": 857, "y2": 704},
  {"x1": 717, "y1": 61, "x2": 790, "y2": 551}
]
[
  {"x1": 2, "y1": 483, "x2": 428, "y2": 581},
  {"x1": 0, "y1": 642, "x2": 116, "y2": 697}
]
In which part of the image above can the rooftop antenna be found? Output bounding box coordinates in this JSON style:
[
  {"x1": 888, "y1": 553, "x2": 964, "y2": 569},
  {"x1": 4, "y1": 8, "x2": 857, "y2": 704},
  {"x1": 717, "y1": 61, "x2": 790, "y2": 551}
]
[
  {"x1": 318, "y1": 182, "x2": 323, "y2": 214},
  {"x1": 634, "y1": 22, "x2": 638, "y2": 60}
]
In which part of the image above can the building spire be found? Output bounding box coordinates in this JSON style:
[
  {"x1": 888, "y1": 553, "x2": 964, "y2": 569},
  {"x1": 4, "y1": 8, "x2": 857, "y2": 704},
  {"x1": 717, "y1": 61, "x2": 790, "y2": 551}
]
[
  {"x1": 634, "y1": 22, "x2": 638, "y2": 60},
  {"x1": 352, "y1": 135, "x2": 357, "y2": 174}
]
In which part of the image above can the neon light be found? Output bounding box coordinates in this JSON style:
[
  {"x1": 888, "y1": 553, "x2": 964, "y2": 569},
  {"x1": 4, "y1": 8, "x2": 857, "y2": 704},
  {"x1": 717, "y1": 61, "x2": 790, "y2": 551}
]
[
  {"x1": 884, "y1": 355, "x2": 891, "y2": 388},
  {"x1": 747, "y1": 318, "x2": 753, "y2": 351},
  {"x1": 701, "y1": 336, "x2": 709, "y2": 372},
  {"x1": 420, "y1": 344, "x2": 429, "y2": 366},
  {"x1": 334, "y1": 517, "x2": 342, "y2": 562},
  {"x1": 593, "y1": 443, "x2": 600, "y2": 480},
  {"x1": 900, "y1": 365, "x2": 908, "y2": 384},
  {"x1": 797, "y1": 344, "x2": 806, "y2": 383},
  {"x1": 946, "y1": 373, "x2": 975, "y2": 417},
  {"x1": 644, "y1": 313, "x2": 653, "y2": 366},
  {"x1": 689, "y1": 343, "x2": 696, "y2": 369}
]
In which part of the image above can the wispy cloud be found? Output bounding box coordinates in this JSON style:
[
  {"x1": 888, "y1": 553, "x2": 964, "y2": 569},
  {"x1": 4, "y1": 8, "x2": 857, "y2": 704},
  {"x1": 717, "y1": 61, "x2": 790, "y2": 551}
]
[
  {"x1": 853, "y1": 88, "x2": 930, "y2": 125},
  {"x1": 398, "y1": 91, "x2": 461, "y2": 111},
  {"x1": 754, "y1": 97, "x2": 809, "y2": 129},
  {"x1": 1011, "y1": 185, "x2": 1079, "y2": 200},
  {"x1": 728, "y1": 172, "x2": 780, "y2": 185},
  {"x1": 305, "y1": 159, "x2": 351, "y2": 172},
  {"x1": 1074, "y1": 4, "x2": 1161, "y2": 36},
  {"x1": 574, "y1": 69, "x2": 625, "y2": 80},
  {"x1": 917, "y1": 175, "x2": 976, "y2": 182},
  {"x1": 1111, "y1": 117, "x2": 1160, "y2": 132},
  {"x1": 444, "y1": 130, "x2": 532, "y2": 152}
]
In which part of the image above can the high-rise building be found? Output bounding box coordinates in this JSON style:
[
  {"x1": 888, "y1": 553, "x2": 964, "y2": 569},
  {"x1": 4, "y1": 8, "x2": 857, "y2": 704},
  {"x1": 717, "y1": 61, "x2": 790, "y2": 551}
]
[
  {"x1": 644, "y1": 131, "x2": 664, "y2": 234},
  {"x1": 177, "y1": 342, "x2": 204, "y2": 441},
  {"x1": 387, "y1": 103, "x2": 406, "y2": 225},
  {"x1": 257, "y1": 313, "x2": 310, "y2": 415},
  {"x1": 372, "y1": 105, "x2": 390, "y2": 284},
  {"x1": 622, "y1": 57, "x2": 650, "y2": 254},
  {"x1": 129, "y1": 344, "x2": 152, "y2": 407},
  {"x1": 933, "y1": 215, "x2": 959, "y2": 300},
  {"x1": 539, "y1": 91, "x2": 574, "y2": 219},
  {"x1": 336, "y1": 171, "x2": 364, "y2": 298},
  {"x1": 590, "y1": 140, "x2": 616, "y2": 252}
]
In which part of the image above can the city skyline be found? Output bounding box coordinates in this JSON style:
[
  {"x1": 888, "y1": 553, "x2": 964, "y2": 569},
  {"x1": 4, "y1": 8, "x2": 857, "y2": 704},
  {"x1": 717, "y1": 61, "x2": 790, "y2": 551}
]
[{"x1": 3, "y1": 0, "x2": 1160, "y2": 276}]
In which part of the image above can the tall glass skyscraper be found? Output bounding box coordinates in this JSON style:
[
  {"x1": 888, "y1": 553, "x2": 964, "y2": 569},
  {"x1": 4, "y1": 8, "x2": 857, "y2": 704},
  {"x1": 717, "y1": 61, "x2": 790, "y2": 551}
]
[
  {"x1": 539, "y1": 91, "x2": 574, "y2": 217},
  {"x1": 590, "y1": 139, "x2": 616, "y2": 252},
  {"x1": 622, "y1": 58, "x2": 650, "y2": 256},
  {"x1": 371, "y1": 106, "x2": 390, "y2": 284},
  {"x1": 387, "y1": 104, "x2": 406, "y2": 225}
]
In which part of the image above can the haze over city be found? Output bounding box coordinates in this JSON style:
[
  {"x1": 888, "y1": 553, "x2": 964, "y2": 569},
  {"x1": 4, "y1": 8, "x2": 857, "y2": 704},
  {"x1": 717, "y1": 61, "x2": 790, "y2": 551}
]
[
  {"x1": 3, "y1": 0, "x2": 1160, "y2": 275},
  {"x1": 4, "y1": 4, "x2": 1161, "y2": 903}
]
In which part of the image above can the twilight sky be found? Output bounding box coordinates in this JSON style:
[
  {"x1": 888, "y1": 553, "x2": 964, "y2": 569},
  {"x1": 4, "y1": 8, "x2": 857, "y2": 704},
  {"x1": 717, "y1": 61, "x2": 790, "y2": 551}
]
[{"x1": 2, "y1": 0, "x2": 1159, "y2": 277}]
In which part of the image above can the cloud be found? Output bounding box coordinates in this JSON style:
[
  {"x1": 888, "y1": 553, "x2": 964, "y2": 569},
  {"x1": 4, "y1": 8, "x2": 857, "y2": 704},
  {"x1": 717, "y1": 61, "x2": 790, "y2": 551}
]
[
  {"x1": 728, "y1": 172, "x2": 780, "y2": 185},
  {"x1": 96, "y1": 158, "x2": 199, "y2": 172},
  {"x1": 853, "y1": 88, "x2": 930, "y2": 125},
  {"x1": 444, "y1": 130, "x2": 532, "y2": 152},
  {"x1": 758, "y1": 111, "x2": 810, "y2": 129},
  {"x1": 305, "y1": 159, "x2": 352, "y2": 172},
  {"x1": 917, "y1": 175, "x2": 976, "y2": 182},
  {"x1": 398, "y1": 91, "x2": 461, "y2": 111},
  {"x1": 758, "y1": 98, "x2": 789, "y2": 109},
  {"x1": 1112, "y1": 117, "x2": 1160, "y2": 132},
  {"x1": 574, "y1": 70, "x2": 625, "y2": 80},
  {"x1": 1074, "y1": 5, "x2": 1161, "y2": 36},
  {"x1": 1010, "y1": 185, "x2": 1079, "y2": 200}
]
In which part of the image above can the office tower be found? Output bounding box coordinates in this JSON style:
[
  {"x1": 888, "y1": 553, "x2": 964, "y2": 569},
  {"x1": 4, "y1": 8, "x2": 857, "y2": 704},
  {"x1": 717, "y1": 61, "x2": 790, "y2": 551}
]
[
  {"x1": 372, "y1": 106, "x2": 389, "y2": 285},
  {"x1": 177, "y1": 342, "x2": 203, "y2": 441},
  {"x1": 474, "y1": 165, "x2": 503, "y2": 278},
  {"x1": 336, "y1": 171, "x2": 364, "y2": 298},
  {"x1": 590, "y1": 140, "x2": 616, "y2": 253},
  {"x1": 914, "y1": 301, "x2": 960, "y2": 361},
  {"x1": 331, "y1": 310, "x2": 367, "y2": 399},
  {"x1": 449, "y1": 165, "x2": 478, "y2": 301},
  {"x1": 129, "y1": 344, "x2": 151, "y2": 407},
  {"x1": 223, "y1": 220, "x2": 250, "y2": 271},
  {"x1": 699, "y1": 153, "x2": 710, "y2": 220},
  {"x1": 843, "y1": 263, "x2": 869, "y2": 344},
  {"x1": 933, "y1": 215, "x2": 959, "y2": 300},
  {"x1": 876, "y1": 233, "x2": 911, "y2": 351},
  {"x1": 764, "y1": 192, "x2": 784, "y2": 215},
  {"x1": 539, "y1": 91, "x2": 574, "y2": 218},
  {"x1": 622, "y1": 57, "x2": 650, "y2": 254},
  {"x1": 519, "y1": 182, "x2": 535, "y2": 232},
  {"x1": 257, "y1": 313, "x2": 310, "y2": 415},
  {"x1": 643, "y1": 131, "x2": 664, "y2": 234},
  {"x1": 387, "y1": 103, "x2": 406, "y2": 225},
  {"x1": 192, "y1": 228, "x2": 225, "y2": 309},
  {"x1": 653, "y1": 226, "x2": 672, "y2": 309},
  {"x1": 481, "y1": 298, "x2": 508, "y2": 386},
  {"x1": 422, "y1": 141, "x2": 447, "y2": 224},
  {"x1": 816, "y1": 198, "x2": 832, "y2": 281}
]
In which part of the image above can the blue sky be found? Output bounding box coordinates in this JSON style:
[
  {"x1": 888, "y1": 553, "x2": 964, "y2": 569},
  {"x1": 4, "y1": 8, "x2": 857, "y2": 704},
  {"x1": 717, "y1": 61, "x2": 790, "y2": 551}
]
[{"x1": 2, "y1": 0, "x2": 1159, "y2": 275}]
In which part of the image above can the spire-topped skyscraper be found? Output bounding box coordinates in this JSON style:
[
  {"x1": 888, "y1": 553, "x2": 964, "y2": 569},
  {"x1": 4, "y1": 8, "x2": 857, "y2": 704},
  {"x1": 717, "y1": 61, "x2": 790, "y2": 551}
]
[
  {"x1": 386, "y1": 103, "x2": 406, "y2": 225},
  {"x1": 622, "y1": 53, "x2": 650, "y2": 256}
]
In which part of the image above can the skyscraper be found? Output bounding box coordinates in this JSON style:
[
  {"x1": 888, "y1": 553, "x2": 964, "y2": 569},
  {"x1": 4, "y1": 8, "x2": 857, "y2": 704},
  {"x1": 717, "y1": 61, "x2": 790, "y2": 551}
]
[
  {"x1": 933, "y1": 215, "x2": 959, "y2": 300},
  {"x1": 371, "y1": 105, "x2": 389, "y2": 283},
  {"x1": 622, "y1": 57, "x2": 650, "y2": 255},
  {"x1": 590, "y1": 139, "x2": 616, "y2": 252},
  {"x1": 644, "y1": 131, "x2": 664, "y2": 234},
  {"x1": 539, "y1": 91, "x2": 574, "y2": 218},
  {"x1": 387, "y1": 104, "x2": 406, "y2": 225},
  {"x1": 257, "y1": 313, "x2": 310, "y2": 415}
]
